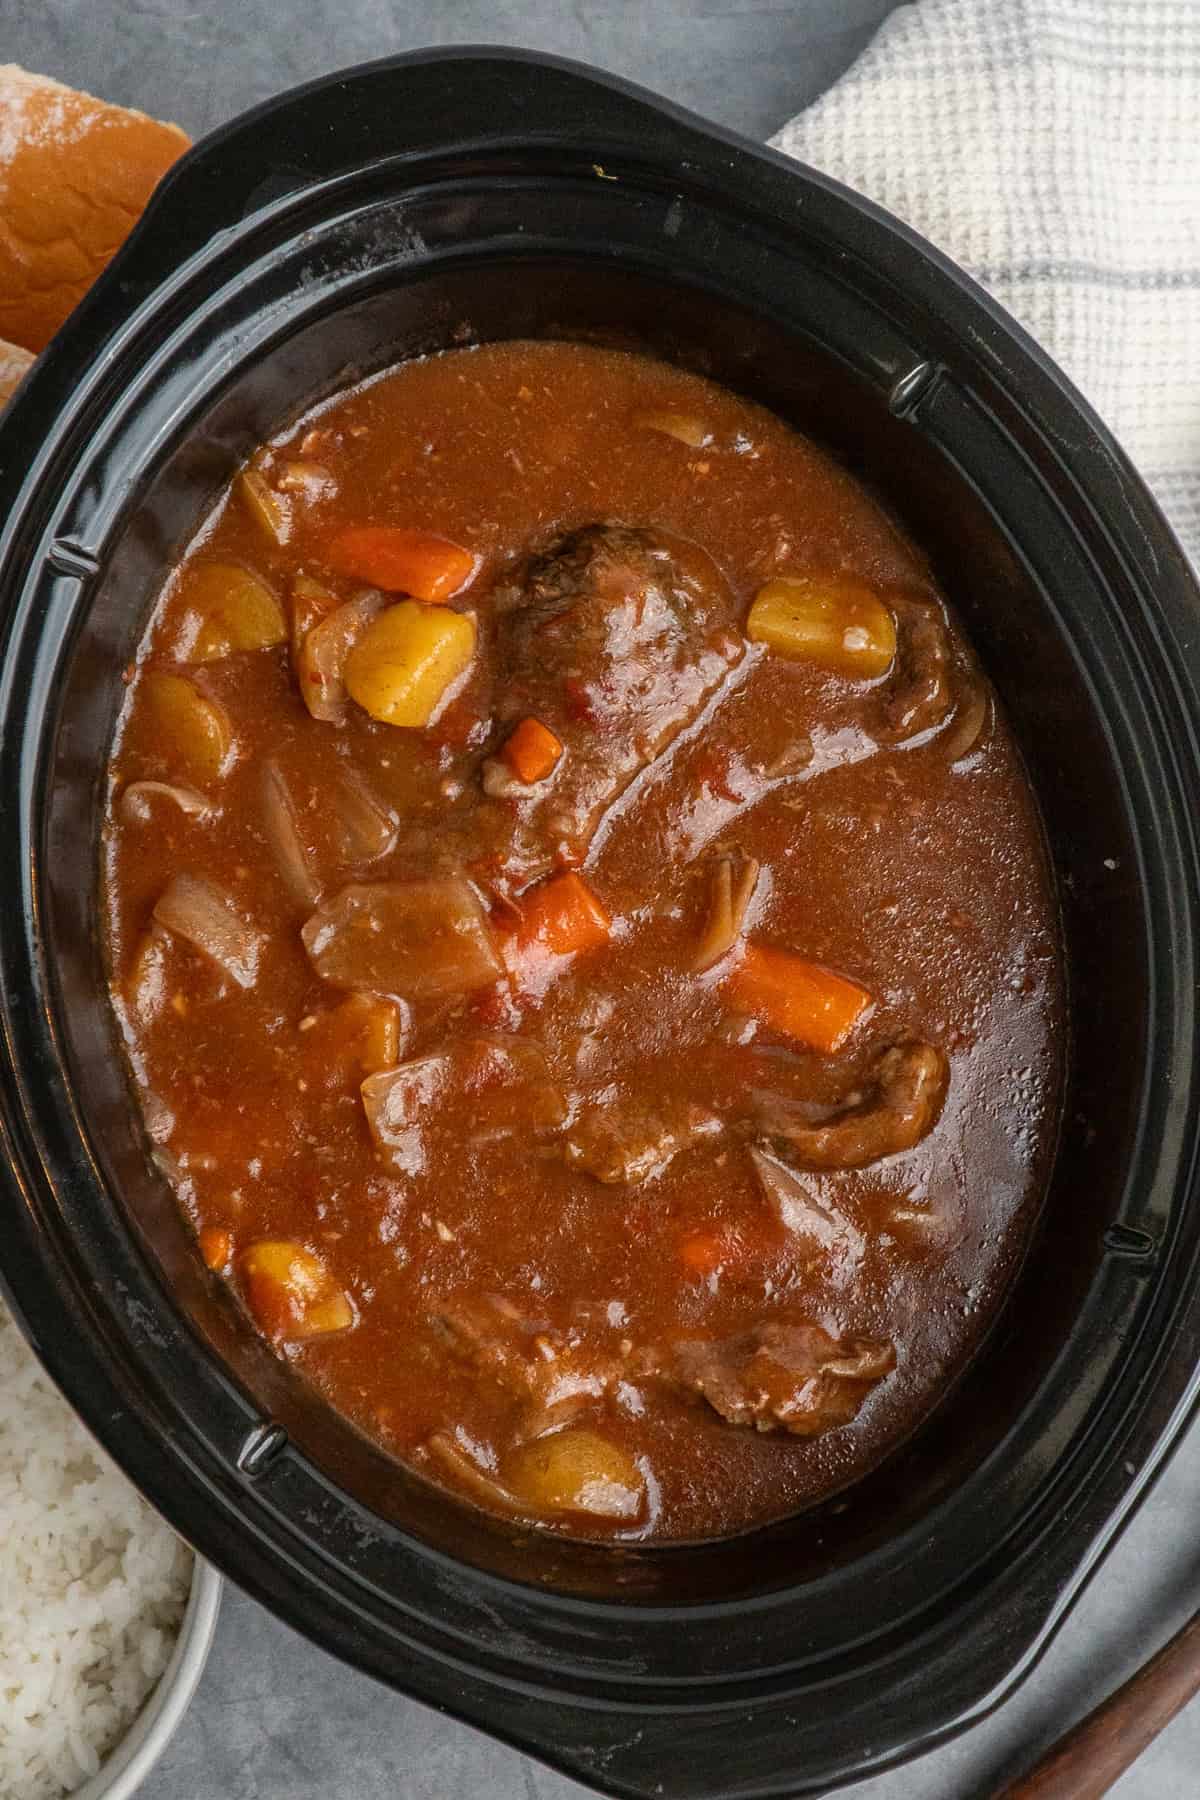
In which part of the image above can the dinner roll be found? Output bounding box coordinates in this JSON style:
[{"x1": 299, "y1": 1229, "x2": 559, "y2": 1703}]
[
  {"x1": 0, "y1": 336, "x2": 34, "y2": 407},
  {"x1": 0, "y1": 66, "x2": 188, "y2": 353}
]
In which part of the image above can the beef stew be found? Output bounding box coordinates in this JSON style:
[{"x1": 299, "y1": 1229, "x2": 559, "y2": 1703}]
[{"x1": 102, "y1": 340, "x2": 1063, "y2": 1542}]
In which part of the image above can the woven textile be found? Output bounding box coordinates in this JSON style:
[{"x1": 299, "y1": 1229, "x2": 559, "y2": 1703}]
[{"x1": 772, "y1": 0, "x2": 1200, "y2": 563}]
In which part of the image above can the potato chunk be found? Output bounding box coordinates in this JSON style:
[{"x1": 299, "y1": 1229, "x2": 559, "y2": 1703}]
[
  {"x1": 238, "y1": 1239, "x2": 354, "y2": 1343},
  {"x1": 504, "y1": 1428, "x2": 645, "y2": 1520},
  {"x1": 140, "y1": 671, "x2": 233, "y2": 784},
  {"x1": 182, "y1": 562, "x2": 288, "y2": 661},
  {"x1": 303, "y1": 992, "x2": 404, "y2": 1088},
  {"x1": 747, "y1": 576, "x2": 896, "y2": 678},
  {"x1": 344, "y1": 601, "x2": 476, "y2": 727}
]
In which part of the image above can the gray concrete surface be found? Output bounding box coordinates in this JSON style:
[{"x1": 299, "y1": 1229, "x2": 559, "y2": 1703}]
[{"x1": 2, "y1": 1, "x2": 1198, "y2": 1795}]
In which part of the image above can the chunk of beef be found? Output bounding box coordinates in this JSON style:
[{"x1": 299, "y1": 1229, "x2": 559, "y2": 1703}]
[
  {"x1": 651, "y1": 1320, "x2": 894, "y2": 1436},
  {"x1": 484, "y1": 525, "x2": 743, "y2": 882},
  {"x1": 431, "y1": 1294, "x2": 625, "y2": 1434},
  {"x1": 876, "y1": 593, "x2": 989, "y2": 751},
  {"x1": 431, "y1": 1294, "x2": 546, "y2": 1400},
  {"x1": 362, "y1": 1037, "x2": 566, "y2": 1174},
  {"x1": 756, "y1": 1042, "x2": 949, "y2": 1171},
  {"x1": 877, "y1": 595, "x2": 953, "y2": 742},
  {"x1": 433, "y1": 1297, "x2": 893, "y2": 1444},
  {"x1": 565, "y1": 1096, "x2": 723, "y2": 1187}
]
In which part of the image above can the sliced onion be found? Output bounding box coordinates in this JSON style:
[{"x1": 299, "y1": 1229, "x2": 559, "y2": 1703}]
[
  {"x1": 141, "y1": 1089, "x2": 176, "y2": 1144},
  {"x1": 330, "y1": 767, "x2": 397, "y2": 862},
  {"x1": 296, "y1": 592, "x2": 385, "y2": 722},
  {"x1": 261, "y1": 760, "x2": 320, "y2": 909},
  {"x1": 633, "y1": 410, "x2": 713, "y2": 449},
  {"x1": 303, "y1": 878, "x2": 502, "y2": 998},
  {"x1": 153, "y1": 873, "x2": 263, "y2": 988},
  {"x1": 823, "y1": 1340, "x2": 897, "y2": 1381},
  {"x1": 276, "y1": 459, "x2": 336, "y2": 501},
  {"x1": 424, "y1": 1431, "x2": 526, "y2": 1515},
  {"x1": 941, "y1": 685, "x2": 991, "y2": 764},
  {"x1": 693, "y1": 853, "x2": 760, "y2": 972},
  {"x1": 748, "y1": 1146, "x2": 864, "y2": 1269},
  {"x1": 480, "y1": 757, "x2": 526, "y2": 801},
  {"x1": 289, "y1": 574, "x2": 338, "y2": 656},
  {"x1": 120, "y1": 780, "x2": 211, "y2": 823},
  {"x1": 884, "y1": 1193, "x2": 962, "y2": 1252},
  {"x1": 761, "y1": 736, "x2": 814, "y2": 779},
  {"x1": 361, "y1": 1053, "x2": 448, "y2": 1172},
  {"x1": 236, "y1": 467, "x2": 289, "y2": 546},
  {"x1": 123, "y1": 928, "x2": 168, "y2": 1020},
  {"x1": 362, "y1": 1037, "x2": 564, "y2": 1169}
]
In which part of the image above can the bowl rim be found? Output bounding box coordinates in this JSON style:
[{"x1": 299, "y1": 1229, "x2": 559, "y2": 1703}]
[{"x1": 73, "y1": 1560, "x2": 221, "y2": 1800}]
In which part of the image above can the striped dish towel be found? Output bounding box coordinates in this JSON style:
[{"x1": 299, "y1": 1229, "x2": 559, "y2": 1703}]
[{"x1": 772, "y1": 0, "x2": 1200, "y2": 565}]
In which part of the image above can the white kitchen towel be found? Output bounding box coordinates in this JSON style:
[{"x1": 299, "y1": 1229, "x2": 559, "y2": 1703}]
[{"x1": 772, "y1": 0, "x2": 1200, "y2": 566}]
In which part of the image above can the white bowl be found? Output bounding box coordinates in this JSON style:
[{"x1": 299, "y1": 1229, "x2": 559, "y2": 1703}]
[{"x1": 73, "y1": 1559, "x2": 222, "y2": 1800}]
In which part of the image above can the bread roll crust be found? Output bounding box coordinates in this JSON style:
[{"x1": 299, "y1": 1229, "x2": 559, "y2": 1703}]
[
  {"x1": 0, "y1": 336, "x2": 34, "y2": 407},
  {"x1": 0, "y1": 66, "x2": 189, "y2": 353}
]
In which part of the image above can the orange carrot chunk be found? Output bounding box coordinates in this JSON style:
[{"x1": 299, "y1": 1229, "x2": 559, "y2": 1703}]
[
  {"x1": 679, "y1": 1219, "x2": 779, "y2": 1277},
  {"x1": 679, "y1": 1231, "x2": 730, "y2": 1277},
  {"x1": 502, "y1": 716, "x2": 563, "y2": 784},
  {"x1": 325, "y1": 526, "x2": 477, "y2": 602},
  {"x1": 517, "y1": 871, "x2": 611, "y2": 956},
  {"x1": 198, "y1": 1225, "x2": 233, "y2": 1271},
  {"x1": 724, "y1": 943, "x2": 872, "y2": 1054}
]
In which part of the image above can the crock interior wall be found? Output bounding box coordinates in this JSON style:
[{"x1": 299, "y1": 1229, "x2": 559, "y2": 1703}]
[{"x1": 44, "y1": 256, "x2": 1142, "y2": 1596}]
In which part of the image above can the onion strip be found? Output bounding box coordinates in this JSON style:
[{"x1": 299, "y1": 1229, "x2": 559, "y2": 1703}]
[
  {"x1": 261, "y1": 760, "x2": 320, "y2": 909},
  {"x1": 693, "y1": 854, "x2": 760, "y2": 972},
  {"x1": 153, "y1": 873, "x2": 263, "y2": 989},
  {"x1": 120, "y1": 781, "x2": 211, "y2": 823},
  {"x1": 424, "y1": 1432, "x2": 526, "y2": 1515}
]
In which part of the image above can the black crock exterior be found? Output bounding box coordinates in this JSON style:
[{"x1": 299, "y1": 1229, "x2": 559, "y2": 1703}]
[{"x1": 1, "y1": 51, "x2": 1200, "y2": 1800}]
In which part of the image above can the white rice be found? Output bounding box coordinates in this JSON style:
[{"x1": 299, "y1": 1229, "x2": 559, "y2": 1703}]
[{"x1": 0, "y1": 1293, "x2": 192, "y2": 1798}]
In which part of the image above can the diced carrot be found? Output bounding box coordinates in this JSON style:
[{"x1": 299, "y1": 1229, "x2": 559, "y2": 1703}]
[
  {"x1": 517, "y1": 871, "x2": 611, "y2": 956},
  {"x1": 198, "y1": 1225, "x2": 232, "y2": 1271},
  {"x1": 502, "y1": 716, "x2": 563, "y2": 784},
  {"x1": 679, "y1": 1231, "x2": 729, "y2": 1276},
  {"x1": 724, "y1": 943, "x2": 872, "y2": 1054},
  {"x1": 680, "y1": 1214, "x2": 783, "y2": 1278},
  {"x1": 325, "y1": 526, "x2": 477, "y2": 602}
]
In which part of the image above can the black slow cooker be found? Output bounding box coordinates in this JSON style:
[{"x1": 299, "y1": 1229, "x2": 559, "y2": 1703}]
[{"x1": 2, "y1": 51, "x2": 1200, "y2": 1800}]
